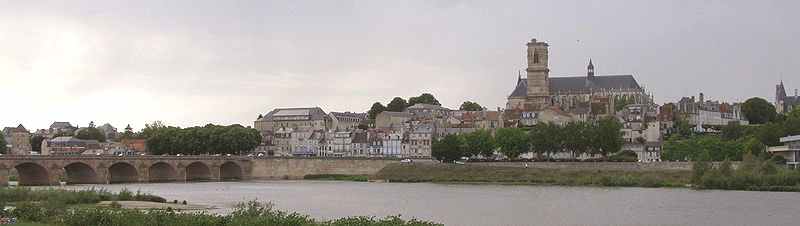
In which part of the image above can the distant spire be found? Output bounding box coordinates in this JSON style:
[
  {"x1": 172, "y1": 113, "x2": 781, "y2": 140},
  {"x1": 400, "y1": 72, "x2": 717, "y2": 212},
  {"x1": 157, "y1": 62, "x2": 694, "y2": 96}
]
[{"x1": 587, "y1": 58, "x2": 595, "y2": 79}]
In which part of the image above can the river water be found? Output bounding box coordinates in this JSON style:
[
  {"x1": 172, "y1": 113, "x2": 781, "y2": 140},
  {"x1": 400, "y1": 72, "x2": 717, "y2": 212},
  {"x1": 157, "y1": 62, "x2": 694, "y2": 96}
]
[{"x1": 66, "y1": 181, "x2": 799, "y2": 226}]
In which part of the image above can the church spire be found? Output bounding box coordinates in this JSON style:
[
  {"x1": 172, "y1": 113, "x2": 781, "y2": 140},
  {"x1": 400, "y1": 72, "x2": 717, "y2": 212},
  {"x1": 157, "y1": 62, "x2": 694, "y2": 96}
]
[{"x1": 587, "y1": 59, "x2": 595, "y2": 79}]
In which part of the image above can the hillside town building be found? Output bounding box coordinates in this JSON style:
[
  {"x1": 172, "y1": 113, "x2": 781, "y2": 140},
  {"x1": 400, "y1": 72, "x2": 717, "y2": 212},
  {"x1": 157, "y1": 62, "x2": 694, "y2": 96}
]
[
  {"x1": 672, "y1": 93, "x2": 748, "y2": 132},
  {"x1": 41, "y1": 136, "x2": 101, "y2": 156},
  {"x1": 2, "y1": 124, "x2": 32, "y2": 155},
  {"x1": 776, "y1": 81, "x2": 799, "y2": 114},
  {"x1": 506, "y1": 38, "x2": 650, "y2": 126}
]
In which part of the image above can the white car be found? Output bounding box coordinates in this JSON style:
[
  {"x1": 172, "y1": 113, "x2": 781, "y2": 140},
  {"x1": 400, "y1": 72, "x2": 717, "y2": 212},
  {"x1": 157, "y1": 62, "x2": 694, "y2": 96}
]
[
  {"x1": 176, "y1": 154, "x2": 183, "y2": 157},
  {"x1": 400, "y1": 159, "x2": 413, "y2": 163}
]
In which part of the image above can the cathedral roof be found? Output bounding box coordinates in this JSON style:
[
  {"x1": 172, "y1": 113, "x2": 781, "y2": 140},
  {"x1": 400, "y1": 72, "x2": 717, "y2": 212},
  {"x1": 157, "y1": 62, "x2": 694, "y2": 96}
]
[
  {"x1": 509, "y1": 75, "x2": 642, "y2": 97},
  {"x1": 551, "y1": 75, "x2": 641, "y2": 93},
  {"x1": 509, "y1": 78, "x2": 528, "y2": 98}
]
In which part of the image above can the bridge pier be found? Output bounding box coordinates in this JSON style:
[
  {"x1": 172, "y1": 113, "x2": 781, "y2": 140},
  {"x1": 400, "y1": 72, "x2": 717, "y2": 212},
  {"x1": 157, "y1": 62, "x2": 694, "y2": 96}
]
[
  {"x1": 210, "y1": 165, "x2": 221, "y2": 182},
  {"x1": 49, "y1": 167, "x2": 64, "y2": 186},
  {"x1": 96, "y1": 166, "x2": 110, "y2": 184}
]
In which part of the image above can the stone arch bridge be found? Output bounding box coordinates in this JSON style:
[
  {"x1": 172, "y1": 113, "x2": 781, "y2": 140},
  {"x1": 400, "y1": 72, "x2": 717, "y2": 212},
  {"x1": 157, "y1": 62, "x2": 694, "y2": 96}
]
[{"x1": 0, "y1": 156, "x2": 252, "y2": 186}]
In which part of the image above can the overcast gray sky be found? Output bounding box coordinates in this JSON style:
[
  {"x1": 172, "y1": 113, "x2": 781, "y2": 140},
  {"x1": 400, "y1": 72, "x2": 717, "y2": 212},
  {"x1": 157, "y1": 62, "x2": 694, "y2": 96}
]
[{"x1": 1, "y1": 0, "x2": 798, "y2": 130}]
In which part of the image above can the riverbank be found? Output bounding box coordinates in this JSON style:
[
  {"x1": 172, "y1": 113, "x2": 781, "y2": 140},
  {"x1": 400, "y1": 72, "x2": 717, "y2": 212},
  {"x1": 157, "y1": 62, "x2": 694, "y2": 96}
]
[
  {"x1": 374, "y1": 163, "x2": 693, "y2": 188},
  {"x1": 1, "y1": 187, "x2": 441, "y2": 226},
  {"x1": 303, "y1": 174, "x2": 370, "y2": 182}
]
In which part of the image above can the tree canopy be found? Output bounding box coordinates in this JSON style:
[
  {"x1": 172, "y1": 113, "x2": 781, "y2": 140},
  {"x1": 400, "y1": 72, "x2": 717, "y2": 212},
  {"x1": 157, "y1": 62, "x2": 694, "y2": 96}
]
[
  {"x1": 593, "y1": 117, "x2": 623, "y2": 156},
  {"x1": 367, "y1": 102, "x2": 387, "y2": 120},
  {"x1": 459, "y1": 101, "x2": 483, "y2": 111},
  {"x1": 75, "y1": 127, "x2": 107, "y2": 142},
  {"x1": 461, "y1": 129, "x2": 496, "y2": 157},
  {"x1": 386, "y1": 97, "x2": 409, "y2": 112},
  {"x1": 0, "y1": 136, "x2": 7, "y2": 154},
  {"x1": 408, "y1": 93, "x2": 441, "y2": 106},
  {"x1": 495, "y1": 128, "x2": 529, "y2": 159},
  {"x1": 432, "y1": 134, "x2": 465, "y2": 162},
  {"x1": 30, "y1": 135, "x2": 45, "y2": 153},
  {"x1": 146, "y1": 124, "x2": 262, "y2": 155},
  {"x1": 741, "y1": 97, "x2": 777, "y2": 124}
]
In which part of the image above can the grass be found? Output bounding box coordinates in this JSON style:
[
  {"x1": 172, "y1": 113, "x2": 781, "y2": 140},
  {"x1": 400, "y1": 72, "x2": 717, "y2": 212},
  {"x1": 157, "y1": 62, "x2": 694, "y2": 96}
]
[
  {"x1": 303, "y1": 174, "x2": 370, "y2": 182},
  {"x1": 14, "y1": 222, "x2": 52, "y2": 226},
  {"x1": 374, "y1": 163, "x2": 692, "y2": 188}
]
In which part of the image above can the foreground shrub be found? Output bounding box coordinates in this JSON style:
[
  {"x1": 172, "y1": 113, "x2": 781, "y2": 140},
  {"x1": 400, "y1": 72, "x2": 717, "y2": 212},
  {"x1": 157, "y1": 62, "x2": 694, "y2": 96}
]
[{"x1": 693, "y1": 157, "x2": 800, "y2": 191}]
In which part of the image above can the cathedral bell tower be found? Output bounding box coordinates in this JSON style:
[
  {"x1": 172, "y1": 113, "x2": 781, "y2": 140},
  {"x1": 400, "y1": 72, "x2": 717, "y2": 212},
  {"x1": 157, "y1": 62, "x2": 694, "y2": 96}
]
[{"x1": 525, "y1": 38, "x2": 551, "y2": 111}]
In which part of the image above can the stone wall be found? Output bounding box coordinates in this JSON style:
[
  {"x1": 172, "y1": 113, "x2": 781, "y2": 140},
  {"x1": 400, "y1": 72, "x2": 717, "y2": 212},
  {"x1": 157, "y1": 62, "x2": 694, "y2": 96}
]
[
  {"x1": 249, "y1": 158, "x2": 417, "y2": 179},
  {"x1": 467, "y1": 161, "x2": 740, "y2": 171}
]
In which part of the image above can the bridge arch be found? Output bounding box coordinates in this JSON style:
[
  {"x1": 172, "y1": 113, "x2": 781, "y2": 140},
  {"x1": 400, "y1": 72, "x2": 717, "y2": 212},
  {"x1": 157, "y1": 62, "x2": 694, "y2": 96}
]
[
  {"x1": 185, "y1": 162, "x2": 211, "y2": 181},
  {"x1": 15, "y1": 162, "x2": 51, "y2": 186},
  {"x1": 148, "y1": 162, "x2": 178, "y2": 182},
  {"x1": 108, "y1": 162, "x2": 139, "y2": 183},
  {"x1": 220, "y1": 161, "x2": 243, "y2": 181},
  {"x1": 64, "y1": 162, "x2": 99, "y2": 184}
]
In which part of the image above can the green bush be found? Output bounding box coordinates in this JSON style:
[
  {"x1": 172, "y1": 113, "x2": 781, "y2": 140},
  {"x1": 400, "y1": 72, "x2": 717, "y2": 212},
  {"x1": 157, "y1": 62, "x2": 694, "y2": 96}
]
[
  {"x1": 116, "y1": 188, "x2": 133, "y2": 201},
  {"x1": 692, "y1": 157, "x2": 800, "y2": 191},
  {"x1": 608, "y1": 150, "x2": 638, "y2": 162}
]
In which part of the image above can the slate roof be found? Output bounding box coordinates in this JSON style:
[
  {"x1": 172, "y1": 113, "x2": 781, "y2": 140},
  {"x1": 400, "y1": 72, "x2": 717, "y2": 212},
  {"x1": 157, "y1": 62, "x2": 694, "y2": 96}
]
[
  {"x1": 509, "y1": 78, "x2": 528, "y2": 98},
  {"x1": 50, "y1": 122, "x2": 73, "y2": 130},
  {"x1": 407, "y1": 103, "x2": 450, "y2": 111},
  {"x1": 330, "y1": 112, "x2": 368, "y2": 120},
  {"x1": 261, "y1": 107, "x2": 328, "y2": 121},
  {"x1": 509, "y1": 75, "x2": 642, "y2": 97},
  {"x1": 380, "y1": 111, "x2": 413, "y2": 118}
]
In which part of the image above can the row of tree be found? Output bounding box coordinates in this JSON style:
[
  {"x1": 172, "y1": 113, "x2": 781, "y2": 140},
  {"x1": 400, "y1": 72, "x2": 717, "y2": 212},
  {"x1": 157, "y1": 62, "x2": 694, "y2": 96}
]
[
  {"x1": 662, "y1": 100, "x2": 800, "y2": 161},
  {"x1": 143, "y1": 122, "x2": 262, "y2": 155},
  {"x1": 432, "y1": 118, "x2": 624, "y2": 162},
  {"x1": 366, "y1": 93, "x2": 485, "y2": 120}
]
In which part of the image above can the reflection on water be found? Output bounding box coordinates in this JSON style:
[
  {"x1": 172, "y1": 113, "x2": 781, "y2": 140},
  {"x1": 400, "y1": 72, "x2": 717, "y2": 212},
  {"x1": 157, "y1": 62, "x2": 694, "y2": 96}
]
[{"x1": 66, "y1": 181, "x2": 800, "y2": 226}]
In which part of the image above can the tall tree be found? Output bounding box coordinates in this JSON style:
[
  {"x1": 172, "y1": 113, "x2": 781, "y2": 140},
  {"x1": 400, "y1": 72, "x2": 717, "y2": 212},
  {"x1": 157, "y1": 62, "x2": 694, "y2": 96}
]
[
  {"x1": 141, "y1": 121, "x2": 167, "y2": 139},
  {"x1": 367, "y1": 102, "x2": 387, "y2": 120},
  {"x1": 721, "y1": 122, "x2": 744, "y2": 141},
  {"x1": 495, "y1": 128, "x2": 529, "y2": 159},
  {"x1": 30, "y1": 135, "x2": 45, "y2": 153},
  {"x1": 432, "y1": 134, "x2": 465, "y2": 162},
  {"x1": 75, "y1": 127, "x2": 107, "y2": 142},
  {"x1": 408, "y1": 93, "x2": 441, "y2": 106},
  {"x1": 593, "y1": 117, "x2": 623, "y2": 157},
  {"x1": 563, "y1": 122, "x2": 591, "y2": 158},
  {"x1": 462, "y1": 130, "x2": 496, "y2": 157},
  {"x1": 386, "y1": 97, "x2": 409, "y2": 112},
  {"x1": 0, "y1": 135, "x2": 7, "y2": 154},
  {"x1": 741, "y1": 97, "x2": 777, "y2": 124},
  {"x1": 529, "y1": 123, "x2": 562, "y2": 158},
  {"x1": 459, "y1": 101, "x2": 484, "y2": 111}
]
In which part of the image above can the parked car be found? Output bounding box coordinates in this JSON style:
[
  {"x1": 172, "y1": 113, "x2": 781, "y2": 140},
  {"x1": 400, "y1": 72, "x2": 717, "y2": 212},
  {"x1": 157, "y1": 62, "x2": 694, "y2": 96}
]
[
  {"x1": 454, "y1": 161, "x2": 465, "y2": 165},
  {"x1": 400, "y1": 159, "x2": 413, "y2": 163}
]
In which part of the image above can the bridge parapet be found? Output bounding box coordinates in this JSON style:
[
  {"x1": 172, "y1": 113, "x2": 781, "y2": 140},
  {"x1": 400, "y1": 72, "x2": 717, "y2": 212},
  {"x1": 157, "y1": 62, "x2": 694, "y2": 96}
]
[{"x1": 0, "y1": 156, "x2": 254, "y2": 186}]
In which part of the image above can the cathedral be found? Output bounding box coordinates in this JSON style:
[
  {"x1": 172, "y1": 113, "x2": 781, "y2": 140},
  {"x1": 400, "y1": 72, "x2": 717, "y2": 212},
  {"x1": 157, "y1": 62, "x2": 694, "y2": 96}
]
[{"x1": 506, "y1": 38, "x2": 650, "y2": 119}]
